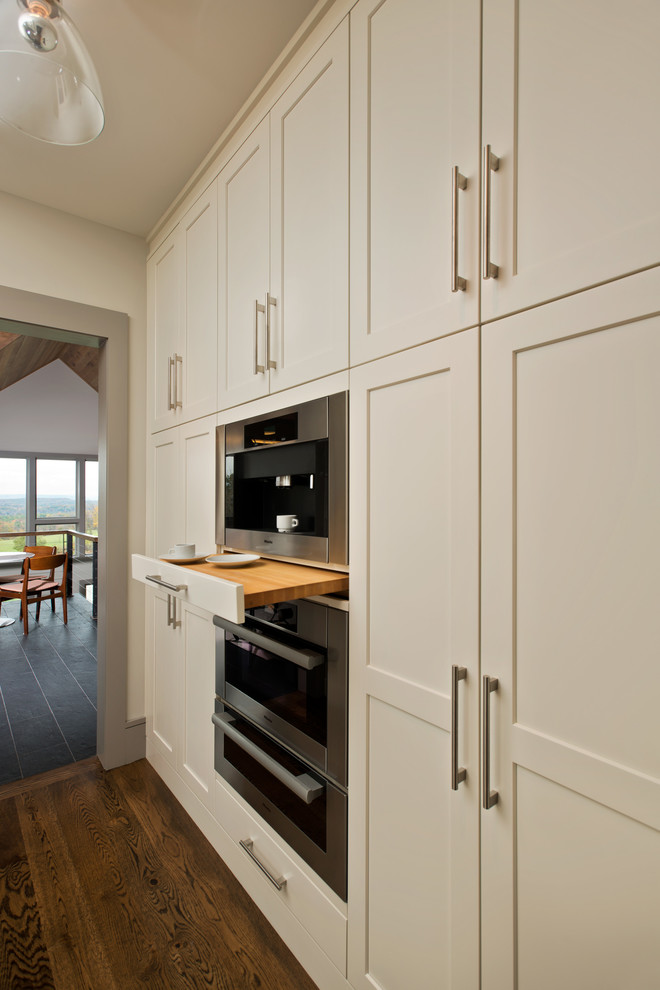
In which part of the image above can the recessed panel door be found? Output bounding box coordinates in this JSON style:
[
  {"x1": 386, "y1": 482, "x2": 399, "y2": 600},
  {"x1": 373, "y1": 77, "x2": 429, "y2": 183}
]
[
  {"x1": 481, "y1": 269, "x2": 660, "y2": 988},
  {"x1": 482, "y1": 0, "x2": 660, "y2": 320},
  {"x1": 348, "y1": 330, "x2": 480, "y2": 989}
]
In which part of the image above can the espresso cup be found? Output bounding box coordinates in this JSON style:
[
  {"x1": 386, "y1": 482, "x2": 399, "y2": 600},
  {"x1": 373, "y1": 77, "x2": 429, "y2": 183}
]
[
  {"x1": 276, "y1": 514, "x2": 299, "y2": 533},
  {"x1": 169, "y1": 543, "x2": 195, "y2": 557}
]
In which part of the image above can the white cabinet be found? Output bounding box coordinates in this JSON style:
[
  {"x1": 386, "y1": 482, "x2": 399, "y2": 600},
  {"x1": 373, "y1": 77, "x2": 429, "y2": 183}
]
[
  {"x1": 481, "y1": 0, "x2": 660, "y2": 321},
  {"x1": 218, "y1": 20, "x2": 349, "y2": 409},
  {"x1": 350, "y1": 0, "x2": 480, "y2": 366},
  {"x1": 150, "y1": 414, "x2": 217, "y2": 560},
  {"x1": 348, "y1": 330, "x2": 480, "y2": 989},
  {"x1": 480, "y1": 268, "x2": 660, "y2": 989},
  {"x1": 149, "y1": 183, "x2": 218, "y2": 432},
  {"x1": 146, "y1": 588, "x2": 215, "y2": 809}
]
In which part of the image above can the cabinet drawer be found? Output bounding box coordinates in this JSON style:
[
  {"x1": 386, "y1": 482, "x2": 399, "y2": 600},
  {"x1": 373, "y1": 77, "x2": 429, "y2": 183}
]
[
  {"x1": 132, "y1": 554, "x2": 244, "y2": 623},
  {"x1": 214, "y1": 776, "x2": 347, "y2": 974}
]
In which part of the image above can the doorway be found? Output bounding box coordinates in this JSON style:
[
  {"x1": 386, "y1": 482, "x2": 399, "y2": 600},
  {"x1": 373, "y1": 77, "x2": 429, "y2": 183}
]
[{"x1": 0, "y1": 285, "x2": 144, "y2": 772}]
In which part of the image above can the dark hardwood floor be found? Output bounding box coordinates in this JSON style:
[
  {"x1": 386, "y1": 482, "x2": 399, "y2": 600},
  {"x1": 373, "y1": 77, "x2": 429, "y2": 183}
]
[{"x1": 0, "y1": 757, "x2": 319, "y2": 989}]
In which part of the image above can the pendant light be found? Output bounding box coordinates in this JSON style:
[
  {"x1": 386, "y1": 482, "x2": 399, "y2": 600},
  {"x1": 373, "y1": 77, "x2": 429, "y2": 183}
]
[{"x1": 0, "y1": 0, "x2": 104, "y2": 145}]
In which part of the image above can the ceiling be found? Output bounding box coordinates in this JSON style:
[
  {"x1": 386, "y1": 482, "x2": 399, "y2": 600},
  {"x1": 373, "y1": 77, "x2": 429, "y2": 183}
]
[
  {"x1": 0, "y1": 330, "x2": 99, "y2": 390},
  {"x1": 0, "y1": 0, "x2": 322, "y2": 238}
]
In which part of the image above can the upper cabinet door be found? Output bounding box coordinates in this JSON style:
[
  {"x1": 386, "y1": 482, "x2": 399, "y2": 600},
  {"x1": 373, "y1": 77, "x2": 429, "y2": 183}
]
[
  {"x1": 349, "y1": 0, "x2": 481, "y2": 367},
  {"x1": 149, "y1": 228, "x2": 182, "y2": 432},
  {"x1": 482, "y1": 0, "x2": 660, "y2": 322},
  {"x1": 181, "y1": 183, "x2": 219, "y2": 423},
  {"x1": 218, "y1": 117, "x2": 270, "y2": 410},
  {"x1": 269, "y1": 20, "x2": 349, "y2": 393}
]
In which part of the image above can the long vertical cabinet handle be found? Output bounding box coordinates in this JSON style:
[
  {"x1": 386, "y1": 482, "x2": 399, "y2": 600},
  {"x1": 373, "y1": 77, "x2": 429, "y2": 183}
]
[
  {"x1": 174, "y1": 353, "x2": 183, "y2": 408},
  {"x1": 451, "y1": 664, "x2": 467, "y2": 789},
  {"x1": 168, "y1": 356, "x2": 175, "y2": 410},
  {"x1": 254, "y1": 299, "x2": 266, "y2": 374},
  {"x1": 266, "y1": 292, "x2": 277, "y2": 369},
  {"x1": 166, "y1": 594, "x2": 182, "y2": 629},
  {"x1": 451, "y1": 167, "x2": 468, "y2": 292},
  {"x1": 482, "y1": 675, "x2": 499, "y2": 809},
  {"x1": 482, "y1": 145, "x2": 500, "y2": 279}
]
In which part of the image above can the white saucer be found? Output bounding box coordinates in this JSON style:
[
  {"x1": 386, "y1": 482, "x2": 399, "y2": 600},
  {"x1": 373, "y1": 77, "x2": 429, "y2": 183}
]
[
  {"x1": 159, "y1": 553, "x2": 210, "y2": 564},
  {"x1": 205, "y1": 554, "x2": 260, "y2": 567}
]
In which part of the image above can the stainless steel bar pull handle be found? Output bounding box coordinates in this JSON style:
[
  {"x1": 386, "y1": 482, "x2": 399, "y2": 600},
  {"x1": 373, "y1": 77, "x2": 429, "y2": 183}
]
[
  {"x1": 212, "y1": 712, "x2": 324, "y2": 803},
  {"x1": 254, "y1": 299, "x2": 266, "y2": 374},
  {"x1": 213, "y1": 614, "x2": 324, "y2": 670},
  {"x1": 168, "y1": 355, "x2": 175, "y2": 410},
  {"x1": 482, "y1": 145, "x2": 500, "y2": 279},
  {"x1": 451, "y1": 167, "x2": 468, "y2": 292},
  {"x1": 482, "y1": 675, "x2": 499, "y2": 809},
  {"x1": 145, "y1": 574, "x2": 188, "y2": 593},
  {"x1": 266, "y1": 292, "x2": 277, "y2": 369},
  {"x1": 239, "y1": 839, "x2": 287, "y2": 891},
  {"x1": 451, "y1": 664, "x2": 467, "y2": 789},
  {"x1": 174, "y1": 353, "x2": 183, "y2": 408}
]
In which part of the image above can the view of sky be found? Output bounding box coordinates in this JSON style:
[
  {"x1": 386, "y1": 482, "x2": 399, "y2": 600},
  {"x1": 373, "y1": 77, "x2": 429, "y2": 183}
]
[{"x1": 0, "y1": 457, "x2": 98, "y2": 499}]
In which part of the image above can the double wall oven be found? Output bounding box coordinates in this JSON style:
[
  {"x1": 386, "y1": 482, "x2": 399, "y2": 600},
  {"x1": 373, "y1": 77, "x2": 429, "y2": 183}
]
[{"x1": 213, "y1": 596, "x2": 348, "y2": 901}]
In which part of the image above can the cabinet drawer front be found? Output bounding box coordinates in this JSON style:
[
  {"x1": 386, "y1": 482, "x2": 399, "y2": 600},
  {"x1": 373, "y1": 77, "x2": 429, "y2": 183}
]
[
  {"x1": 132, "y1": 554, "x2": 244, "y2": 623},
  {"x1": 214, "y1": 776, "x2": 347, "y2": 975}
]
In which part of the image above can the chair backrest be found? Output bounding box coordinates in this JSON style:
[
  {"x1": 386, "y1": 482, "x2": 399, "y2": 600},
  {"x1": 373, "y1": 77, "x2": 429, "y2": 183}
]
[
  {"x1": 24, "y1": 545, "x2": 57, "y2": 557},
  {"x1": 27, "y1": 552, "x2": 68, "y2": 587}
]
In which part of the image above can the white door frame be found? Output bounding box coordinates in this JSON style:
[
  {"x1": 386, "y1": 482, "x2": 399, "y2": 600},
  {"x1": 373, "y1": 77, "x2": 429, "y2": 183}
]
[{"x1": 0, "y1": 283, "x2": 145, "y2": 769}]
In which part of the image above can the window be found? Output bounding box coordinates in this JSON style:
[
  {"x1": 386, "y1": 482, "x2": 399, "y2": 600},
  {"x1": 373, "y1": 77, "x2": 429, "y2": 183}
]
[{"x1": 0, "y1": 452, "x2": 98, "y2": 554}]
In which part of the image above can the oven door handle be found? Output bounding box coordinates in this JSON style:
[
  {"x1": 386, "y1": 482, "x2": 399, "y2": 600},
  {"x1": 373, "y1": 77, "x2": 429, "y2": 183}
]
[
  {"x1": 213, "y1": 615, "x2": 324, "y2": 671},
  {"x1": 212, "y1": 712, "x2": 325, "y2": 804}
]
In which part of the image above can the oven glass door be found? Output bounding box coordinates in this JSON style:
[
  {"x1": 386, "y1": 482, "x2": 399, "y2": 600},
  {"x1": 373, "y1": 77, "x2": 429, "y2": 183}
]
[
  {"x1": 220, "y1": 618, "x2": 328, "y2": 771},
  {"x1": 213, "y1": 707, "x2": 347, "y2": 900}
]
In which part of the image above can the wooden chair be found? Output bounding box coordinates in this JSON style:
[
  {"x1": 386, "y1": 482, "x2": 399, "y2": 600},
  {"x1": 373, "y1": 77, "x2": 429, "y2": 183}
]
[
  {"x1": 23, "y1": 545, "x2": 59, "y2": 611},
  {"x1": 0, "y1": 552, "x2": 68, "y2": 635}
]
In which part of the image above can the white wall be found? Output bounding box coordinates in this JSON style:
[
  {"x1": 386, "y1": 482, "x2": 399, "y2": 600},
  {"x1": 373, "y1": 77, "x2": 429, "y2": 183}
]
[
  {"x1": 0, "y1": 359, "x2": 98, "y2": 455},
  {"x1": 0, "y1": 189, "x2": 147, "y2": 724}
]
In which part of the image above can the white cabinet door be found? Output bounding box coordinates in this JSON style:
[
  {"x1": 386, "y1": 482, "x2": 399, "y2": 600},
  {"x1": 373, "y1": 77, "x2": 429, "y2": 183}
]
[
  {"x1": 179, "y1": 600, "x2": 215, "y2": 809},
  {"x1": 269, "y1": 20, "x2": 349, "y2": 393},
  {"x1": 148, "y1": 588, "x2": 181, "y2": 768},
  {"x1": 481, "y1": 269, "x2": 660, "y2": 989},
  {"x1": 181, "y1": 183, "x2": 218, "y2": 423},
  {"x1": 350, "y1": 0, "x2": 480, "y2": 366},
  {"x1": 348, "y1": 330, "x2": 480, "y2": 990},
  {"x1": 152, "y1": 429, "x2": 180, "y2": 559},
  {"x1": 179, "y1": 416, "x2": 217, "y2": 558},
  {"x1": 482, "y1": 0, "x2": 660, "y2": 321},
  {"x1": 149, "y1": 228, "x2": 182, "y2": 432},
  {"x1": 217, "y1": 117, "x2": 270, "y2": 410}
]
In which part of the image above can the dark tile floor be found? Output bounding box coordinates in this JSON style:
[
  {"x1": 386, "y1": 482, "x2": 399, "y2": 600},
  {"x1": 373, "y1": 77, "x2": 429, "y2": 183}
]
[{"x1": 0, "y1": 593, "x2": 97, "y2": 785}]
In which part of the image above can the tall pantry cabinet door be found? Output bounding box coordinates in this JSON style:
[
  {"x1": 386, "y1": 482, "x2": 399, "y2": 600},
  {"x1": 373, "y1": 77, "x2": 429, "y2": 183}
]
[
  {"x1": 350, "y1": 0, "x2": 480, "y2": 365},
  {"x1": 148, "y1": 228, "x2": 182, "y2": 433},
  {"x1": 218, "y1": 118, "x2": 270, "y2": 409},
  {"x1": 269, "y1": 20, "x2": 349, "y2": 393},
  {"x1": 181, "y1": 184, "x2": 219, "y2": 423},
  {"x1": 481, "y1": 269, "x2": 660, "y2": 990},
  {"x1": 481, "y1": 0, "x2": 660, "y2": 322},
  {"x1": 348, "y1": 330, "x2": 480, "y2": 990}
]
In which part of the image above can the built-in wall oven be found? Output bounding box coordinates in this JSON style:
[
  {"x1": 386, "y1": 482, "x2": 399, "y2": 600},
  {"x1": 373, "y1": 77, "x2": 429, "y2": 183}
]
[
  {"x1": 216, "y1": 392, "x2": 348, "y2": 567},
  {"x1": 213, "y1": 597, "x2": 348, "y2": 900}
]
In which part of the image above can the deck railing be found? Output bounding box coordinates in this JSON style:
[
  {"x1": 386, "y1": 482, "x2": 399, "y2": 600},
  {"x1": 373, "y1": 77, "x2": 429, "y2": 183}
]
[{"x1": 0, "y1": 529, "x2": 98, "y2": 619}]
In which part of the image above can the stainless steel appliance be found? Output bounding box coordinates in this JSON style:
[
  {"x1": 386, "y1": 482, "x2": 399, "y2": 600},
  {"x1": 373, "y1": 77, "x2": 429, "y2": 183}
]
[
  {"x1": 216, "y1": 393, "x2": 348, "y2": 567},
  {"x1": 213, "y1": 597, "x2": 348, "y2": 900}
]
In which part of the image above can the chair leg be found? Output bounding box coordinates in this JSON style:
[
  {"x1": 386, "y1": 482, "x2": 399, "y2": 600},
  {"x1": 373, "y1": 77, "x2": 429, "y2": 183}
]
[
  {"x1": 61, "y1": 592, "x2": 68, "y2": 625},
  {"x1": 22, "y1": 594, "x2": 29, "y2": 635},
  {"x1": 36, "y1": 594, "x2": 41, "y2": 622}
]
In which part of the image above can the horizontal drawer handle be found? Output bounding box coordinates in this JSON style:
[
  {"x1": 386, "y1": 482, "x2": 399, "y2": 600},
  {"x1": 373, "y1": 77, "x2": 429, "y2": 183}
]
[
  {"x1": 213, "y1": 615, "x2": 324, "y2": 671},
  {"x1": 212, "y1": 711, "x2": 324, "y2": 804},
  {"x1": 145, "y1": 574, "x2": 188, "y2": 593},
  {"x1": 239, "y1": 838, "x2": 287, "y2": 891}
]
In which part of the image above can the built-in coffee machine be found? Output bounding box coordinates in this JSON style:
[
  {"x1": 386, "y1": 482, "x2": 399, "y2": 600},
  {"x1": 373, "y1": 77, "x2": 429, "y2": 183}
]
[{"x1": 216, "y1": 392, "x2": 348, "y2": 567}]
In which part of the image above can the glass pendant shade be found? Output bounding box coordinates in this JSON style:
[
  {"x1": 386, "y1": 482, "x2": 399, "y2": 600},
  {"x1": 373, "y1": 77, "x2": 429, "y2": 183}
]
[{"x1": 0, "y1": 0, "x2": 104, "y2": 145}]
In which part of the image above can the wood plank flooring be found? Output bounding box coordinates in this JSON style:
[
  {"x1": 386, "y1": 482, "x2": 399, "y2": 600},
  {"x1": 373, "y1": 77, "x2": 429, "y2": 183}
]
[{"x1": 0, "y1": 757, "x2": 319, "y2": 989}]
